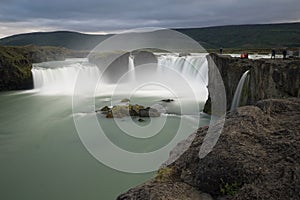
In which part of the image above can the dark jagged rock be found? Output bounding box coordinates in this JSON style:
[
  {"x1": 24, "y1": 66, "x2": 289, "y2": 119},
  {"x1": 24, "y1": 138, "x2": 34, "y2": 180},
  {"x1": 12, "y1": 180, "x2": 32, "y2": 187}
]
[
  {"x1": 138, "y1": 118, "x2": 145, "y2": 122},
  {"x1": 179, "y1": 52, "x2": 191, "y2": 57},
  {"x1": 161, "y1": 99, "x2": 174, "y2": 103},
  {"x1": 139, "y1": 107, "x2": 160, "y2": 117},
  {"x1": 132, "y1": 51, "x2": 157, "y2": 67},
  {"x1": 203, "y1": 53, "x2": 251, "y2": 113},
  {"x1": 100, "y1": 106, "x2": 110, "y2": 111},
  {"x1": 0, "y1": 45, "x2": 70, "y2": 91},
  {"x1": 121, "y1": 98, "x2": 130, "y2": 103},
  {"x1": 249, "y1": 59, "x2": 300, "y2": 102},
  {"x1": 178, "y1": 52, "x2": 191, "y2": 57},
  {"x1": 97, "y1": 104, "x2": 161, "y2": 118},
  {"x1": 118, "y1": 98, "x2": 300, "y2": 199},
  {"x1": 204, "y1": 53, "x2": 300, "y2": 114},
  {"x1": 117, "y1": 181, "x2": 213, "y2": 200},
  {"x1": 89, "y1": 51, "x2": 130, "y2": 83}
]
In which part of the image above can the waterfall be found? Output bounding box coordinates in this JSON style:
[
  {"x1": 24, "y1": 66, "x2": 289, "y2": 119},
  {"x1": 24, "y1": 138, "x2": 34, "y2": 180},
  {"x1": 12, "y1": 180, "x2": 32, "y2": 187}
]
[
  {"x1": 31, "y1": 58, "x2": 101, "y2": 94},
  {"x1": 31, "y1": 54, "x2": 209, "y2": 97},
  {"x1": 157, "y1": 54, "x2": 208, "y2": 84},
  {"x1": 128, "y1": 55, "x2": 135, "y2": 80},
  {"x1": 230, "y1": 70, "x2": 250, "y2": 111}
]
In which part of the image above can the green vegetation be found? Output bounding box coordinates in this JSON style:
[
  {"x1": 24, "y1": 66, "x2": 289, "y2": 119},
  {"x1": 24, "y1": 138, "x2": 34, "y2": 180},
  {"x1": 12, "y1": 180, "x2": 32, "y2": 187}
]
[
  {"x1": 0, "y1": 45, "x2": 71, "y2": 91},
  {"x1": 0, "y1": 31, "x2": 111, "y2": 51},
  {"x1": 1, "y1": 23, "x2": 299, "y2": 51},
  {"x1": 219, "y1": 178, "x2": 240, "y2": 196},
  {"x1": 178, "y1": 22, "x2": 300, "y2": 49},
  {"x1": 155, "y1": 167, "x2": 177, "y2": 182}
]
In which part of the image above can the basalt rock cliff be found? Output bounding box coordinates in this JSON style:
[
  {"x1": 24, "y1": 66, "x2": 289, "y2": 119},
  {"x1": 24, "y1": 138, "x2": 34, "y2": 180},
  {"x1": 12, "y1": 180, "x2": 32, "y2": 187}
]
[
  {"x1": 117, "y1": 54, "x2": 300, "y2": 200},
  {"x1": 118, "y1": 98, "x2": 300, "y2": 200},
  {"x1": 203, "y1": 53, "x2": 300, "y2": 114}
]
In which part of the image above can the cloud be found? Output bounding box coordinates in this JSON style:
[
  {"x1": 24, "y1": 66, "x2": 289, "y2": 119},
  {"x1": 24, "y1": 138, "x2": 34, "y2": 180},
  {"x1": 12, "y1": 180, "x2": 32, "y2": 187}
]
[{"x1": 0, "y1": 0, "x2": 299, "y2": 38}]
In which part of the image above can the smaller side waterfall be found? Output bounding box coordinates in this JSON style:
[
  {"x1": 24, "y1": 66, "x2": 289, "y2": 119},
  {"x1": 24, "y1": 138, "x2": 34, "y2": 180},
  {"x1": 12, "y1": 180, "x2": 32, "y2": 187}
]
[
  {"x1": 230, "y1": 70, "x2": 250, "y2": 111},
  {"x1": 128, "y1": 55, "x2": 135, "y2": 80}
]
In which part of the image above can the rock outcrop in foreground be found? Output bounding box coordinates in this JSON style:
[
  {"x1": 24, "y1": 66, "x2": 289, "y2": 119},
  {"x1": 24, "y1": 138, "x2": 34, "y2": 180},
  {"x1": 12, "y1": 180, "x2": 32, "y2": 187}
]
[{"x1": 118, "y1": 98, "x2": 300, "y2": 199}]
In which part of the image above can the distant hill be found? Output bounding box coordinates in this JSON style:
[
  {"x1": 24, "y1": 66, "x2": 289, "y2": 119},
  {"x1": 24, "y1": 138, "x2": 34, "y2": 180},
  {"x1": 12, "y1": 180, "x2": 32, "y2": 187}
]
[
  {"x1": 0, "y1": 23, "x2": 300, "y2": 50},
  {"x1": 176, "y1": 22, "x2": 300, "y2": 49},
  {"x1": 0, "y1": 31, "x2": 111, "y2": 50}
]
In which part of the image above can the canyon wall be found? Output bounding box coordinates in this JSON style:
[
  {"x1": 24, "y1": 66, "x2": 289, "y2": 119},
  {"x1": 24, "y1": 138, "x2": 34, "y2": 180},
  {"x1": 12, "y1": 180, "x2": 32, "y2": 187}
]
[{"x1": 204, "y1": 53, "x2": 300, "y2": 114}]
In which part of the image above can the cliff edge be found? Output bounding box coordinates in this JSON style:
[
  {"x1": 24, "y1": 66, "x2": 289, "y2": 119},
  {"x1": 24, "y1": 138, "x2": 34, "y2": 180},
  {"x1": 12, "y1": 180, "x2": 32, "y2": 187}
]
[
  {"x1": 204, "y1": 54, "x2": 300, "y2": 113},
  {"x1": 118, "y1": 98, "x2": 300, "y2": 199}
]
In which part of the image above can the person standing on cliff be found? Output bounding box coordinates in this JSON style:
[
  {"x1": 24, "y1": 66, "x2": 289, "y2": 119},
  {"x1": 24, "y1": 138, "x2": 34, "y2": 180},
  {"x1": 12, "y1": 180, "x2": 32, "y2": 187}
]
[
  {"x1": 282, "y1": 49, "x2": 287, "y2": 60},
  {"x1": 219, "y1": 47, "x2": 223, "y2": 54},
  {"x1": 271, "y1": 49, "x2": 276, "y2": 59}
]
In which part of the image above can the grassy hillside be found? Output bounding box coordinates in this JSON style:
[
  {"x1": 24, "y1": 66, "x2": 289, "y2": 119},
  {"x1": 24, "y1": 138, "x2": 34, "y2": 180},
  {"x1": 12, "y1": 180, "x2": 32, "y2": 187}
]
[
  {"x1": 177, "y1": 23, "x2": 300, "y2": 49},
  {"x1": 0, "y1": 31, "x2": 111, "y2": 50},
  {"x1": 0, "y1": 23, "x2": 300, "y2": 50}
]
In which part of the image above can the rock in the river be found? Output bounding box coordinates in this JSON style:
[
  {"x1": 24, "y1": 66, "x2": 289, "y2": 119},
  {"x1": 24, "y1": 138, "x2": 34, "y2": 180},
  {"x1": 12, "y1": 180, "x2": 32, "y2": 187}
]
[
  {"x1": 138, "y1": 118, "x2": 145, "y2": 122},
  {"x1": 100, "y1": 106, "x2": 110, "y2": 112},
  {"x1": 118, "y1": 98, "x2": 300, "y2": 199},
  {"x1": 98, "y1": 104, "x2": 161, "y2": 118},
  {"x1": 106, "y1": 111, "x2": 113, "y2": 118},
  {"x1": 139, "y1": 107, "x2": 161, "y2": 117},
  {"x1": 161, "y1": 99, "x2": 174, "y2": 103},
  {"x1": 121, "y1": 98, "x2": 130, "y2": 103}
]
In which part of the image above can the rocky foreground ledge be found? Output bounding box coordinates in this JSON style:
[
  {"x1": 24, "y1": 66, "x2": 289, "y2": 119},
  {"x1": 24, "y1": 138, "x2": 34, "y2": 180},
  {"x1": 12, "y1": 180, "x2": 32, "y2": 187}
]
[{"x1": 117, "y1": 98, "x2": 300, "y2": 200}]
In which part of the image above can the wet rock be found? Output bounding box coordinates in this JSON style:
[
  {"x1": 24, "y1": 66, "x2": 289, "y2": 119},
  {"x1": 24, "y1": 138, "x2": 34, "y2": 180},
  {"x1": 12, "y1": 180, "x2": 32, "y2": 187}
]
[
  {"x1": 89, "y1": 52, "x2": 130, "y2": 83},
  {"x1": 106, "y1": 111, "x2": 113, "y2": 118},
  {"x1": 161, "y1": 99, "x2": 174, "y2": 103},
  {"x1": 99, "y1": 104, "x2": 161, "y2": 118},
  {"x1": 121, "y1": 98, "x2": 130, "y2": 103},
  {"x1": 139, "y1": 107, "x2": 160, "y2": 117},
  {"x1": 133, "y1": 51, "x2": 157, "y2": 67},
  {"x1": 179, "y1": 52, "x2": 191, "y2": 57},
  {"x1": 100, "y1": 106, "x2": 110, "y2": 112}
]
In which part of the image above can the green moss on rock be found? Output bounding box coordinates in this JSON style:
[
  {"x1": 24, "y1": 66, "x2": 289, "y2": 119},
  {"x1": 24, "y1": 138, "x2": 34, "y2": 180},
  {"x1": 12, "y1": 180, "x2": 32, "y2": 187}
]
[{"x1": 0, "y1": 45, "x2": 71, "y2": 91}]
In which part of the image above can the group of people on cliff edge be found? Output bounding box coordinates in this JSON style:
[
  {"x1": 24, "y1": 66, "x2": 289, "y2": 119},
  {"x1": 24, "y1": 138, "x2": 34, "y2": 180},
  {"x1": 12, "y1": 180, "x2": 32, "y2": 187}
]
[{"x1": 271, "y1": 49, "x2": 288, "y2": 59}]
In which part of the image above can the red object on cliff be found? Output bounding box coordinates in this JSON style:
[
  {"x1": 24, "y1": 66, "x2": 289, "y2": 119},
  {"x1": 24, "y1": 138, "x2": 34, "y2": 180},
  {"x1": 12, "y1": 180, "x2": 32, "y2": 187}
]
[{"x1": 241, "y1": 52, "x2": 248, "y2": 59}]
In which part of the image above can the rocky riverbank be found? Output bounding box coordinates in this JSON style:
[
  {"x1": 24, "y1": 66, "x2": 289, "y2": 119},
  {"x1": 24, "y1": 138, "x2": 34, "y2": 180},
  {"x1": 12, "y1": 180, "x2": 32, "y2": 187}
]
[{"x1": 118, "y1": 98, "x2": 300, "y2": 199}]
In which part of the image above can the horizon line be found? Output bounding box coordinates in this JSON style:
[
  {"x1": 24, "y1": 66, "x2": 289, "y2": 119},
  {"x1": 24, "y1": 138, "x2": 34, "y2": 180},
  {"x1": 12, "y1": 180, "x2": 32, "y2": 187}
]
[{"x1": 1, "y1": 20, "x2": 300, "y2": 39}]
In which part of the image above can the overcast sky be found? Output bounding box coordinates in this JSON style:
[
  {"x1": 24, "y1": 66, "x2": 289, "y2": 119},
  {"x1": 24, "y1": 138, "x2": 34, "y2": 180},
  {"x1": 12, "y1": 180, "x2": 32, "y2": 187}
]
[{"x1": 0, "y1": 0, "x2": 299, "y2": 38}]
